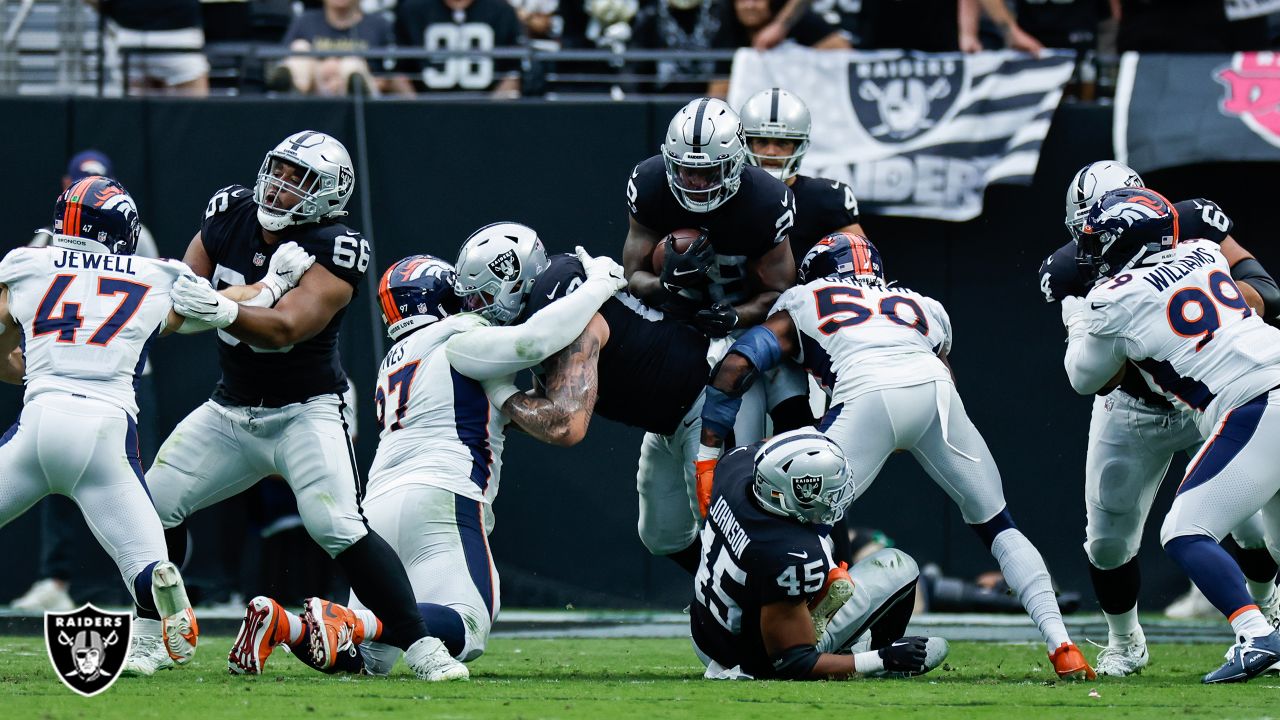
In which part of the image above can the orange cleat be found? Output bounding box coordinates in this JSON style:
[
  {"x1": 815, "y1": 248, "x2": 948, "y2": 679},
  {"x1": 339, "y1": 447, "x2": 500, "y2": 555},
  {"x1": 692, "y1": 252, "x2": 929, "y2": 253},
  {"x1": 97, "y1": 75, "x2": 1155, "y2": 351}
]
[
  {"x1": 228, "y1": 596, "x2": 290, "y2": 675},
  {"x1": 808, "y1": 561, "x2": 854, "y2": 639},
  {"x1": 1049, "y1": 641, "x2": 1097, "y2": 680},
  {"x1": 303, "y1": 597, "x2": 360, "y2": 671}
]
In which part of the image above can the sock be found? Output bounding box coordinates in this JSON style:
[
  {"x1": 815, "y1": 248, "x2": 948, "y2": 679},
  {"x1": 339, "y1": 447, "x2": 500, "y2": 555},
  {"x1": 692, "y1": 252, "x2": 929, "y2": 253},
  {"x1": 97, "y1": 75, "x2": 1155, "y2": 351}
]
[
  {"x1": 1165, "y1": 535, "x2": 1257, "y2": 621},
  {"x1": 1089, "y1": 558, "x2": 1141, "y2": 615},
  {"x1": 853, "y1": 650, "x2": 884, "y2": 674},
  {"x1": 665, "y1": 537, "x2": 703, "y2": 575},
  {"x1": 1103, "y1": 607, "x2": 1141, "y2": 644},
  {"x1": 337, "y1": 532, "x2": 429, "y2": 650},
  {"x1": 417, "y1": 603, "x2": 467, "y2": 658},
  {"x1": 164, "y1": 524, "x2": 190, "y2": 570},
  {"x1": 285, "y1": 613, "x2": 305, "y2": 646},
  {"x1": 352, "y1": 608, "x2": 382, "y2": 643},
  {"x1": 989, "y1": 528, "x2": 1070, "y2": 653},
  {"x1": 869, "y1": 585, "x2": 918, "y2": 650},
  {"x1": 1230, "y1": 607, "x2": 1273, "y2": 640},
  {"x1": 769, "y1": 396, "x2": 815, "y2": 434},
  {"x1": 132, "y1": 561, "x2": 160, "y2": 621}
]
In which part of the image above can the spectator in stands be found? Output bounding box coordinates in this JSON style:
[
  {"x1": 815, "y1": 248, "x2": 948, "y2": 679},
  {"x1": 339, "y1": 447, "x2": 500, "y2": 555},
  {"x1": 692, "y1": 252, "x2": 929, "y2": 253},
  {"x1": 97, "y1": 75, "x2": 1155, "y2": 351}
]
[
  {"x1": 707, "y1": 0, "x2": 851, "y2": 96},
  {"x1": 93, "y1": 0, "x2": 210, "y2": 95},
  {"x1": 394, "y1": 0, "x2": 525, "y2": 97},
  {"x1": 277, "y1": 0, "x2": 415, "y2": 96},
  {"x1": 1011, "y1": 0, "x2": 1104, "y2": 54},
  {"x1": 627, "y1": 0, "x2": 728, "y2": 96},
  {"x1": 857, "y1": 0, "x2": 1042, "y2": 54},
  {"x1": 510, "y1": 0, "x2": 562, "y2": 42},
  {"x1": 10, "y1": 150, "x2": 161, "y2": 612},
  {"x1": 1114, "y1": 0, "x2": 1271, "y2": 52}
]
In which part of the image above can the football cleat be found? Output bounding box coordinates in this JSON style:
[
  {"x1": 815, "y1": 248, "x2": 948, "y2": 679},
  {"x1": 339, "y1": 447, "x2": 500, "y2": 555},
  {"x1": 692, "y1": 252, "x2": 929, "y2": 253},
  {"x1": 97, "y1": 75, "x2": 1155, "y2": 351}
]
[
  {"x1": 10, "y1": 578, "x2": 74, "y2": 612},
  {"x1": 808, "y1": 562, "x2": 854, "y2": 640},
  {"x1": 865, "y1": 637, "x2": 950, "y2": 679},
  {"x1": 122, "y1": 618, "x2": 174, "y2": 676},
  {"x1": 1203, "y1": 631, "x2": 1280, "y2": 684},
  {"x1": 1095, "y1": 630, "x2": 1150, "y2": 677},
  {"x1": 1049, "y1": 642, "x2": 1097, "y2": 680},
  {"x1": 303, "y1": 597, "x2": 358, "y2": 671},
  {"x1": 151, "y1": 562, "x2": 198, "y2": 664},
  {"x1": 1257, "y1": 589, "x2": 1280, "y2": 630},
  {"x1": 404, "y1": 636, "x2": 469, "y2": 682},
  {"x1": 228, "y1": 596, "x2": 291, "y2": 675}
]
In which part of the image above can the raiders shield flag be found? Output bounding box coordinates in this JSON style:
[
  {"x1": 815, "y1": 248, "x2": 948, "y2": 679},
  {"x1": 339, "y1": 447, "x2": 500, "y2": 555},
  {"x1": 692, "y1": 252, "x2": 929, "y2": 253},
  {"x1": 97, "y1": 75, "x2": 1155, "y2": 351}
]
[
  {"x1": 727, "y1": 47, "x2": 1074, "y2": 221},
  {"x1": 45, "y1": 604, "x2": 132, "y2": 697}
]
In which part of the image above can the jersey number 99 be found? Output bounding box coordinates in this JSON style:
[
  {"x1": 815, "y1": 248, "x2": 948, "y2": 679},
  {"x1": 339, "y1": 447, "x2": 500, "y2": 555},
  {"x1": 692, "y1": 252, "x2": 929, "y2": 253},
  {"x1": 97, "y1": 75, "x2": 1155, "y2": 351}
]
[{"x1": 1166, "y1": 270, "x2": 1251, "y2": 350}]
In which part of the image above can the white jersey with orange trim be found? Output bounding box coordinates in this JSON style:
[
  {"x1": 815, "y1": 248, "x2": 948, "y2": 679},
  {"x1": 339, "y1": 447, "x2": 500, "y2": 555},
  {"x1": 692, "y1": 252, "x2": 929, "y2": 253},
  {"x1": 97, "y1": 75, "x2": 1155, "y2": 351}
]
[
  {"x1": 772, "y1": 278, "x2": 953, "y2": 406},
  {"x1": 366, "y1": 314, "x2": 510, "y2": 506},
  {"x1": 0, "y1": 245, "x2": 184, "y2": 419},
  {"x1": 1079, "y1": 240, "x2": 1280, "y2": 436}
]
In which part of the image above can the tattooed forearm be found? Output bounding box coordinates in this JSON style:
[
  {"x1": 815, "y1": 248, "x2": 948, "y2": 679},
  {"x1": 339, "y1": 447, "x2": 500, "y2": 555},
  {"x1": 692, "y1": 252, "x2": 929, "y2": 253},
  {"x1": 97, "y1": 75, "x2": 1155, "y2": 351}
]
[{"x1": 502, "y1": 324, "x2": 602, "y2": 447}]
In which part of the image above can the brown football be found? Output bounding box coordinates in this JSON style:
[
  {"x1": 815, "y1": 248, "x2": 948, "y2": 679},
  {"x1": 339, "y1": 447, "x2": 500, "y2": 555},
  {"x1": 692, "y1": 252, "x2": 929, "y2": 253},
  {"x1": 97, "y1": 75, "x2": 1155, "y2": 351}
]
[{"x1": 651, "y1": 228, "x2": 705, "y2": 272}]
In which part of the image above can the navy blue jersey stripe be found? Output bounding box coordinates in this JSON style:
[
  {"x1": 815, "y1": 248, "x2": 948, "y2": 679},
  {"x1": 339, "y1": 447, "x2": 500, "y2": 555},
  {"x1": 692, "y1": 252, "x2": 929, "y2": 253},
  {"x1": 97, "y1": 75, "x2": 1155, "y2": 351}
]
[
  {"x1": 125, "y1": 415, "x2": 151, "y2": 500},
  {"x1": 454, "y1": 494, "x2": 495, "y2": 618},
  {"x1": 799, "y1": 333, "x2": 838, "y2": 392},
  {"x1": 818, "y1": 403, "x2": 843, "y2": 432},
  {"x1": 450, "y1": 368, "x2": 492, "y2": 492},
  {"x1": 1178, "y1": 391, "x2": 1270, "y2": 496},
  {"x1": 1134, "y1": 358, "x2": 1215, "y2": 411}
]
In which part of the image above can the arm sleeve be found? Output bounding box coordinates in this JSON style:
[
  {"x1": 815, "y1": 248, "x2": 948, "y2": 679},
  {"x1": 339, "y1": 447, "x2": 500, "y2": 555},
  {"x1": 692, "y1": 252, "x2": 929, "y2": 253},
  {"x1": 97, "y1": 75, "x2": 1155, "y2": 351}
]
[
  {"x1": 445, "y1": 275, "x2": 616, "y2": 380},
  {"x1": 1062, "y1": 297, "x2": 1129, "y2": 395}
]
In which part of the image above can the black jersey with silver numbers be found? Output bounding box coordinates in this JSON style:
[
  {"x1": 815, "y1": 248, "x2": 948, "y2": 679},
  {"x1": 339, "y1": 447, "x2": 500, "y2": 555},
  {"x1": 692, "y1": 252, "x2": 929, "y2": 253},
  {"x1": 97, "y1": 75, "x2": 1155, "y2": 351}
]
[
  {"x1": 628, "y1": 156, "x2": 796, "y2": 305},
  {"x1": 519, "y1": 254, "x2": 710, "y2": 435},
  {"x1": 199, "y1": 185, "x2": 368, "y2": 407},
  {"x1": 690, "y1": 443, "x2": 835, "y2": 678},
  {"x1": 787, "y1": 174, "x2": 861, "y2": 266},
  {"x1": 1175, "y1": 198, "x2": 1233, "y2": 243}
]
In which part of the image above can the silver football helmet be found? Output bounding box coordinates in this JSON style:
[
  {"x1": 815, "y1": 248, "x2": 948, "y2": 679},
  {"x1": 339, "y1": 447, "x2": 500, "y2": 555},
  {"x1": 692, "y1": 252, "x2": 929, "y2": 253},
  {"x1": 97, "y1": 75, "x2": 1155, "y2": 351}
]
[
  {"x1": 1064, "y1": 160, "x2": 1144, "y2": 240},
  {"x1": 662, "y1": 98, "x2": 747, "y2": 213},
  {"x1": 739, "y1": 88, "x2": 812, "y2": 181},
  {"x1": 753, "y1": 429, "x2": 855, "y2": 525},
  {"x1": 453, "y1": 222, "x2": 550, "y2": 326},
  {"x1": 254, "y1": 130, "x2": 355, "y2": 232}
]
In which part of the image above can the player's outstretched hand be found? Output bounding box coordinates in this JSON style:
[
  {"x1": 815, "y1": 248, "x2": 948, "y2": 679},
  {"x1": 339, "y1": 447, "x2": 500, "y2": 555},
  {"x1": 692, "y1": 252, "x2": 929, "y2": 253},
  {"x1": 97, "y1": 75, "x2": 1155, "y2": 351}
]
[
  {"x1": 172, "y1": 275, "x2": 240, "y2": 328},
  {"x1": 576, "y1": 246, "x2": 627, "y2": 293},
  {"x1": 878, "y1": 636, "x2": 930, "y2": 675},
  {"x1": 262, "y1": 241, "x2": 316, "y2": 303}
]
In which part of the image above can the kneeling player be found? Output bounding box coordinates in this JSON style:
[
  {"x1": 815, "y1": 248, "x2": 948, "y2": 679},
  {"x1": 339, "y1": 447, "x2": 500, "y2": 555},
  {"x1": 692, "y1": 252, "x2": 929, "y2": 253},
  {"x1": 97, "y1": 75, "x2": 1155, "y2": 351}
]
[
  {"x1": 692, "y1": 429, "x2": 947, "y2": 680},
  {"x1": 699, "y1": 233, "x2": 1094, "y2": 679}
]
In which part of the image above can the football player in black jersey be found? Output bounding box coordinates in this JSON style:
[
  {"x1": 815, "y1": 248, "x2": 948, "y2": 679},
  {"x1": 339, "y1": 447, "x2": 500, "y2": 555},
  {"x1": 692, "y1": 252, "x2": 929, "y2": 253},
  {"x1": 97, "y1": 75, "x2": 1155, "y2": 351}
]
[
  {"x1": 738, "y1": 87, "x2": 865, "y2": 267},
  {"x1": 692, "y1": 429, "x2": 948, "y2": 680},
  {"x1": 1037, "y1": 160, "x2": 1280, "y2": 677},
  {"x1": 125, "y1": 131, "x2": 456, "y2": 682},
  {"x1": 504, "y1": 251, "x2": 784, "y2": 574}
]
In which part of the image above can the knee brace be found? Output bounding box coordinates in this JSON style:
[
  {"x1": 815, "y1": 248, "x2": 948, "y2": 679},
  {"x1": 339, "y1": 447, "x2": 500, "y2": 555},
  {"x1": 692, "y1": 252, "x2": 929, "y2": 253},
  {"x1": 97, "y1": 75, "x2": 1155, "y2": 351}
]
[{"x1": 1085, "y1": 537, "x2": 1138, "y2": 571}]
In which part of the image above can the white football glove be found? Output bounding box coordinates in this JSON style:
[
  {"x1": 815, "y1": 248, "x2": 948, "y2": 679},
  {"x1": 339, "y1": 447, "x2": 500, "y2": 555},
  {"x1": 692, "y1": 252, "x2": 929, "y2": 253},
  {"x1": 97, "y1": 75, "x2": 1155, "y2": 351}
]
[
  {"x1": 172, "y1": 275, "x2": 239, "y2": 329},
  {"x1": 576, "y1": 245, "x2": 627, "y2": 293},
  {"x1": 261, "y1": 241, "x2": 315, "y2": 304}
]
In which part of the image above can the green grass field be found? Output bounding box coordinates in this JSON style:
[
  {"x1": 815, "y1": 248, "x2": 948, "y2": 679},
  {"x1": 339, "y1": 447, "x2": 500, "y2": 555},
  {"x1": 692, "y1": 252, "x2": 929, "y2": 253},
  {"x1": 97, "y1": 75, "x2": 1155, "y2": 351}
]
[{"x1": 1, "y1": 636, "x2": 1277, "y2": 719}]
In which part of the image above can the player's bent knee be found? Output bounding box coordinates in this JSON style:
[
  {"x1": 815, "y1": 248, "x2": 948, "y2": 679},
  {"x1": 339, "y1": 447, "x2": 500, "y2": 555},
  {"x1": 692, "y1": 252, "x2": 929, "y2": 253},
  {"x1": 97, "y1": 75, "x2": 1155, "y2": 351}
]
[
  {"x1": 638, "y1": 522, "x2": 698, "y2": 557},
  {"x1": 300, "y1": 510, "x2": 368, "y2": 558},
  {"x1": 1085, "y1": 537, "x2": 1137, "y2": 571},
  {"x1": 861, "y1": 548, "x2": 919, "y2": 589}
]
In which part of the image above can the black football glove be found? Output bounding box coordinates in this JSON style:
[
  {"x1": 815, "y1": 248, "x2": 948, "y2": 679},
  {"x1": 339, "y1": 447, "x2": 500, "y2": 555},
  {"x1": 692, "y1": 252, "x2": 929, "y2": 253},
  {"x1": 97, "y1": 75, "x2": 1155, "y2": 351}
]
[
  {"x1": 659, "y1": 231, "x2": 715, "y2": 295},
  {"x1": 878, "y1": 636, "x2": 929, "y2": 675},
  {"x1": 693, "y1": 301, "x2": 738, "y2": 338},
  {"x1": 1038, "y1": 240, "x2": 1087, "y2": 303}
]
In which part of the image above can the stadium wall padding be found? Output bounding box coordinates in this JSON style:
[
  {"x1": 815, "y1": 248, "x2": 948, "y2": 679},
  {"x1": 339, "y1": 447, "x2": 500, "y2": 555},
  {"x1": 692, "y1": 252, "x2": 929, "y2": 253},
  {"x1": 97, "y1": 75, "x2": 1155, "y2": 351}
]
[{"x1": 0, "y1": 98, "x2": 1276, "y2": 613}]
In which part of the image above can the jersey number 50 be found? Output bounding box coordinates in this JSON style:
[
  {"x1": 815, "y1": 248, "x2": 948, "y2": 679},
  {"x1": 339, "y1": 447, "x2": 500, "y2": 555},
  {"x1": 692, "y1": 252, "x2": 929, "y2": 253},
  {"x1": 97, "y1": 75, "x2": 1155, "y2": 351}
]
[{"x1": 813, "y1": 286, "x2": 928, "y2": 337}]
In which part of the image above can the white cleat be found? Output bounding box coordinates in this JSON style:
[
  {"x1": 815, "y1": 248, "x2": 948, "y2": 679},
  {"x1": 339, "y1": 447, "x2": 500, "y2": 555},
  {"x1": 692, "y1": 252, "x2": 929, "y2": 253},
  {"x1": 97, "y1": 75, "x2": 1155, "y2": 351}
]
[
  {"x1": 10, "y1": 579, "x2": 74, "y2": 612},
  {"x1": 404, "y1": 636, "x2": 469, "y2": 681},
  {"x1": 1095, "y1": 630, "x2": 1150, "y2": 677},
  {"x1": 865, "y1": 637, "x2": 950, "y2": 679},
  {"x1": 151, "y1": 562, "x2": 199, "y2": 665},
  {"x1": 1165, "y1": 584, "x2": 1217, "y2": 619},
  {"x1": 122, "y1": 618, "x2": 175, "y2": 676},
  {"x1": 1257, "y1": 589, "x2": 1280, "y2": 630}
]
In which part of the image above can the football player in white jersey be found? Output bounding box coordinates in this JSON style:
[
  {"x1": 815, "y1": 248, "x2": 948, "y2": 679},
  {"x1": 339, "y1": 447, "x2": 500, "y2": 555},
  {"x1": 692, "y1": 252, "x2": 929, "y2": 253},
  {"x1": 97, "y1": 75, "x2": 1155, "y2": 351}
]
[
  {"x1": 1062, "y1": 188, "x2": 1280, "y2": 684},
  {"x1": 697, "y1": 232, "x2": 1095, "y2": 680},
  {"x1": 0, "y1": 177, "x2": 203, "y2": 667},
  {"x1": 1039, "y1": 161, "x2": 1280, "y2": 676},
  {"x1": 226, "y1": 225, "x2": 626, "y2": 679}
]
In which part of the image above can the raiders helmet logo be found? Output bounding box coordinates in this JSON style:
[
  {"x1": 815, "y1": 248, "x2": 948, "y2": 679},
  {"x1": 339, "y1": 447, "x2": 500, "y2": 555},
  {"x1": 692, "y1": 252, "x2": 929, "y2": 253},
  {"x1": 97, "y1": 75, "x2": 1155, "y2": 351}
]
[
  {"x1": 487, "y1": 249, "x2": 521, "y2": 282},
  {"x1": 791, "y1": 475, "x2": 823, "y2": 506},
  {"x1": 45, "y1": 604, "x2": 131, "y2": 697}
]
